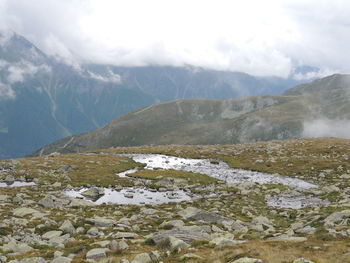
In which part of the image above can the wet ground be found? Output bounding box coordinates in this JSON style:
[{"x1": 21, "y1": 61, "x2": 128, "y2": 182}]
[
  {"x1": 0, "y1": 181, "x2": 36, "y2": 187},
  {"x1": 65, "y1": 187, "x2": 191, "y2": 205},
  {"x1": 119, "y1": 154, "x2": 317, "y2": 189}
]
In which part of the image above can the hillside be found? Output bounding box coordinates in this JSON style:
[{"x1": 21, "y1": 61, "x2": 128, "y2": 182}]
[
  {"x1": 0, "y1": 32, "x2": 304, "y2": 159},
  {"x1": 1, "y1": 138, "x2": 350, "y2": 262},
  {"x1": 33, "y1": 73, "x2": 350, "y2": 156}
]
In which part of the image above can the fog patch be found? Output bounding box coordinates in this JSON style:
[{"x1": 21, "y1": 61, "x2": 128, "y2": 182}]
[
  {"x1": 303, "y1": 119, "x2": 350, "y2": 139},
  {"x1": 0, "y1": 82, "x2": 15, "y2": 100},
  {"x1": 292, "y1": 68, "x2": 336, "y2": 81},
  {"x1": 88, "y1": 69, "x2": 121, "y2": 84},
  {"x1": 7, "y1": 60, "x2": 51, "y2": 84}
]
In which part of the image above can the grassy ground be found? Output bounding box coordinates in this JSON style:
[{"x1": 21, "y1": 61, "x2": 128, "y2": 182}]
[{"x1": 1, "y1": 138, "x2": 350, "y2": 263}]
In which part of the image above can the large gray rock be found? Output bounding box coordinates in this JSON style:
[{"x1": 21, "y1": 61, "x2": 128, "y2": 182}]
[
  {"x1": 69, "y1": 198, "x2": 95, "y2": 207},
  {"x1": 1, "y1": 241, "x2": 33, "y2": 254},
  {"x1": 87, "y1": 216, "x2": 116, "y2": 227},
  {"x1": 13, "y1": 207, "x2": 40, "y2": 217},
  {"x1": 16, "y1": 258, "x2": 46, "y2": 263},
  {"x1": 209, "y1": 237, "x2": 243, "y2": 247},
  {"x1": 114, "y1": 232, "x2": 139, "y2": 239},
  {"x1": 148, "y1": 229, "x2": 211, "y2": 244},
  {"x1": 178, "y1": 207, "x2": 201, "y2": 219},
  {"x1": 4, "y1": 175, "x2": 15, "y2": 183},
  {"x1": 38, "y1": 195, "x2": 69, "y2": 208},
  {"x1": 160, "y1": 236, "x2": 189, "y2": 251},
  {"x1": 81, "y1": 187, "x2": 104, "y2": 199},
  {"x1": 131, "y1": 253, "x2": 152, "y2": 263},
  {"x1": 160, "y1": 220, "x2": 185, "y2": 229},
  {"x1": 0, "y1": 195, "x2": 9, "y2": 201},
  {"x1": 59, "y1": 220, "x2": 76, "y2": 234},
  {"x1": 86, "y1": 248, "x2": 108, "y2": 260},
  {"x1": 267, "y1": 234, "x2": 307, "y2": 242},
  {"x1": 51, "y1": 257, "x2": 72, "y2": 263},
  {"x1": 179, "y1": 207, "x2": 229, "y2": 225},
  {"x1": 292, "y1": 258, "x2": 315, "y2": 263},
  {"x1": 231, "y1": 257, "x2": 262, "y2": 263},
  {"x1": 42, "y1": 231, "x2": 63, "y2": 240},
  {"x1": 324, "y1": 210, "x2": 350, "y2": 226}
]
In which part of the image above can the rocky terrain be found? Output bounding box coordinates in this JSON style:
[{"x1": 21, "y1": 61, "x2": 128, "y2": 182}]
[
  {"x1": 34, "y1": 74, "x2": 350, "y2": 156},
  {"x1": 1, "y1": 138, "x2": 350, "y2": 262}
]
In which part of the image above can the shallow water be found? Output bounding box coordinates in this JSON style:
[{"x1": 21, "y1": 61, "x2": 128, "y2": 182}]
[
  {"x1": 119, "y1": 154, "x2": 317, "y2": 189},
  {"x1": 0, "y1": 181, "x2": 36, "y2": 187},
  {"x1": 65, "y1": 187, "x2": 191, "y2": 205}
]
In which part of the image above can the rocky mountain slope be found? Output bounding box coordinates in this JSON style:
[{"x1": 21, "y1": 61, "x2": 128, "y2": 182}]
[
  {"x1": 1, "y1": 138, "x2": 350, "y2": 262},
  {"x1": 0, "y1": 31, "x2": 304, "y2": 159},
  {"x1": 34, "y1": 74, "x2": 350, "y2": 156}
]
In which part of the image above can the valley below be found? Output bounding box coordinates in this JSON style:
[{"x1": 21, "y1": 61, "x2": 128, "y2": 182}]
[{"x1": 0, "y1": 138, "x2": 350, "y2": 263}]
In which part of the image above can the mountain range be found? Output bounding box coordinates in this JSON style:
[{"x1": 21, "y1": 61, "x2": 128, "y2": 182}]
[
  {"x1": 0, "y1": 31, "x2": 307, "y2": 159},
  {"x1": 32, "y1": 74, "x2": 350, "y2": 156}
]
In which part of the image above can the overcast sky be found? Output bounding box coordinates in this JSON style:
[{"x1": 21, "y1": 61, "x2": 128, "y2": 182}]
[{"x1": 0, "y1": 0, "x2": 349, "y2": 77}]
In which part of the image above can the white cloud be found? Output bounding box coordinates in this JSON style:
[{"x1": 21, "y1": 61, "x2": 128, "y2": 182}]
[
  {"x1": 303, "y1": 119, "x2": 350, "y2": 139},
  {"x1": 0, "y1": 82, "x2": 15, "y2": 99},
  {"x1": 7, "y1": 60, "x2": 51, "y2": 83},
  {"x1": 88, "y1": 70, "x2": 121, "y2": 84},
  {"x1": 1, "y1": 0, "x2": 350, "y2": 77},
  {"x1": 292, "y1": 68, "x2": 337, "y2": 81}
]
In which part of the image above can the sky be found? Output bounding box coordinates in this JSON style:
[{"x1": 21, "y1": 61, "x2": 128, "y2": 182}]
[{"x1": 0, "y1": 0, "x2": 349, "y2": 77}]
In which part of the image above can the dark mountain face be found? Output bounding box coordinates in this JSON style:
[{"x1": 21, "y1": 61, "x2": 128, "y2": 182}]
[{"x1": 0, "y1": 32, "x2": 305, "y2": 159}]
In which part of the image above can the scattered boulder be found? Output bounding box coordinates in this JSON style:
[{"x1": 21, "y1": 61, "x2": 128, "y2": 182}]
[
  {"x1": 131, "y1": 253, "x2": 152, "y2": 263},
  {"x1": 87, "y1": 216, "x2": 116, "y2": 227},
  {"x1": 324, "y1": 210, "x2": 350, "y2": 226},
  {"x1": 69, "y1": 198, "x2": 95, "y2": 207},
  {"x1": 13, "y1": 207, "x2": 40, "y2": 217},
  {"x1": 51, "y1": 257, "x2": 72, "y2": 263},
  {"x1": 148, "y1": 229, "x2": 211, "y2": 244},
  {"x1": 180, "y1": 253, "x2": 204, "y2": 261},
  {"x1": 1, "y1": 241, "x2": 33, "y2": 254},
  {"x1": 159, "y1": 236, "x2": 189, "y2": 251},
  {"x1": 267, "y1": 234, "x2": 307, "y2": 242},
  {"x1": 209, "y1": 237, "x2": 243, "y2": 247},
  {"x1": 86, "y1": 248, "x2": 108, "y2": 260},
  {"x1": 59, "y1": 220, "x2": 76, "y2": 234},
  {"x1": 38, "y1": 195, "x2": 69, "y2": 208},
  {"x1": 81, "y1": 187, "x2": 104, "y2": 199},
  {"x1": 42, "y1": 231, "x2": 63, "y2": 240}
]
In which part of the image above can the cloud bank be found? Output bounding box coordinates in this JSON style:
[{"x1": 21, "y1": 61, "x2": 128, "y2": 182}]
[
  {"x1": 1, "y1": 0, "x2": 350, "y2": 77},
  {"x1": 303, "y1": 119, "x2": 350, "y2": 139}
]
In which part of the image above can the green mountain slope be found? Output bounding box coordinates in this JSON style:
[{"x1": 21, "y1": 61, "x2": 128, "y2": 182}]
[{"x1": 33, "y1": 74, "x2": 350, "y2": 155}]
